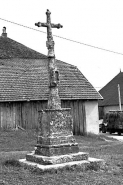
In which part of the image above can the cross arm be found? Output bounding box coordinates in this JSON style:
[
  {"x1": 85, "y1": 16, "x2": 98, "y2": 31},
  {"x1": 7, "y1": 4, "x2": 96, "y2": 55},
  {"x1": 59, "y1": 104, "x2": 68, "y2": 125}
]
[
  {"x1": 51, "y1": 23, "x2": 63, "y2": 29},
  {"x1": 35, "y1": 22, "x2": 63, "y2": 29},
  {"x1": 35, "y1": 22, "x2": 48, "y2": 27}
]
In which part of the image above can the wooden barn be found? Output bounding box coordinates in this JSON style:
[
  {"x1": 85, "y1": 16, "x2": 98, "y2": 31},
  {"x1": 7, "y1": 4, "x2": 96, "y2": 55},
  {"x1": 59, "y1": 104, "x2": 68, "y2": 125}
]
[{"x1": 0, "y1": 29, "x2": 102, "y2": 135}]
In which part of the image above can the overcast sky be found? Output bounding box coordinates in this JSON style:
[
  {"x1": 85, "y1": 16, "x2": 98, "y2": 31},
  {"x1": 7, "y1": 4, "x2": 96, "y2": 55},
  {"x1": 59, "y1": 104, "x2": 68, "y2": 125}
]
[{"x1": 0, "y1": 0, "x2": 123, "y2": 91}]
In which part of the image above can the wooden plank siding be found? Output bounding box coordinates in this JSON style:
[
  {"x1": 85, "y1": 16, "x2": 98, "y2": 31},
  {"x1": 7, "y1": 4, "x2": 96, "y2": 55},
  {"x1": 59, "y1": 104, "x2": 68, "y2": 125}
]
[
  {"x1": 0, "y1": 100, "x2": 86, "y2": 135},
  {"x1": 0, "y1": 101, "x2": 47, "y2": 130},
  {"x1": 61, "y1": 100, "x2": 86, "y2": 135}
]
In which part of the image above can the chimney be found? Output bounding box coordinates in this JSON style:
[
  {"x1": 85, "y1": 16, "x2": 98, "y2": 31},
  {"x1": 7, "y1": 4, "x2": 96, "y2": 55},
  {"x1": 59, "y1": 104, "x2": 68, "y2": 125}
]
[{"x1": 1, "y1": 27, "x2": 7, "y2": 37}]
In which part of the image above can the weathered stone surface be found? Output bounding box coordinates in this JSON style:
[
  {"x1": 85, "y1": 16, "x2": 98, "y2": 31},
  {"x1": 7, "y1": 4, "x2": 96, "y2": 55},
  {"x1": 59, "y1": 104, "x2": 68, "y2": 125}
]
[
  {"x1": 34, "y1": 10, "x2": 80, "y2": 159},
  {"x1": 37, "y1": 108, "x2": 79, "y2": 157},
  {"x1": 47, "y1": 87, "x2": 61, "y2": 109},
  {"x1": 35, "y1": 143, "x2": 79, "y2": 156},
  {"x1": 26, "y1": 151, "x2": 89, "y2": 165},
  {"x1": 19, "y1": 10, "x2": 105, "y2": 172},
  {"x1": 38, "y1": 108, "x2": 73, "y2": 137},
  {"x1": 19, "y1": 157, "x2": 105, "y2": 172},
  {"x1": 37, "y1": 135, "x2": 76, "y2": 145}
]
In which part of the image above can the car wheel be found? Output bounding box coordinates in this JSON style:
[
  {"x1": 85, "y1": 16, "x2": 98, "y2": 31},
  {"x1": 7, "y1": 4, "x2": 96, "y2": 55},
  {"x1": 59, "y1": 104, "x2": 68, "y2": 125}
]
[
  {"x1": 118, "y1": 132, "x2": 121, "y2": 136},
  {"x1": 102, "y1": 126, "x2": 106, "y2": 133}
]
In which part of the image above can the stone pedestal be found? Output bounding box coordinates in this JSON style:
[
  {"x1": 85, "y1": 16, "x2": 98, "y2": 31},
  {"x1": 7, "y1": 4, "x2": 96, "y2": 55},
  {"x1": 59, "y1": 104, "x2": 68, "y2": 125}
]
[
  {"x1": 35, "y1": 108, "x2": 79, "y2": 155},
  {"x1": 26, "y1": 108, "x2": 83, "y2": 164},
  {"x1": 19, "y1": 108, "x2": 105, "y2": 172}
]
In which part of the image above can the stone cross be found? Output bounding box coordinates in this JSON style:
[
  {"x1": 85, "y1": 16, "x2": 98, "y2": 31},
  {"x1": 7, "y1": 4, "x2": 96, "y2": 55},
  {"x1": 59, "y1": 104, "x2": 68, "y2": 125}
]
[
  {"x1": 35, "y1": 9, "x2": 63, "y2": 57},
  {"x1": 35, "y1": 9, "x2": 63, "y2": 109},
  {"x1": 20, "y1": 10, "x2": 104, "y2": 170}
]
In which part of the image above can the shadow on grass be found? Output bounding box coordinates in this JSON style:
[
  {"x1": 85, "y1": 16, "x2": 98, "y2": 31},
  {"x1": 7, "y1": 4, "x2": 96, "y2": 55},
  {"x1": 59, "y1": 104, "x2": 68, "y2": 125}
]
[{"x1": 2, "y1": 159, "x2": 21, "y2": 167}]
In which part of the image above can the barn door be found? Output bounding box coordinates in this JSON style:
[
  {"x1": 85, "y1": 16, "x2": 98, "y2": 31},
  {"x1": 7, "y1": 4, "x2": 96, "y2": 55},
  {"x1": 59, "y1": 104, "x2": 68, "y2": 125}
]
[{"x1": 73, "y1": 100, "x2": 86, "y2": 135}]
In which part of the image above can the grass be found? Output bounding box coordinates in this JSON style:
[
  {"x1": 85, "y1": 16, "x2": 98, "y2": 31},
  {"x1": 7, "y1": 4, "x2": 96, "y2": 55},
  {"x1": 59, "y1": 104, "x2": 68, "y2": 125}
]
[{"x1": 0, "y1": 130, "x2": 123, "y2": 184}]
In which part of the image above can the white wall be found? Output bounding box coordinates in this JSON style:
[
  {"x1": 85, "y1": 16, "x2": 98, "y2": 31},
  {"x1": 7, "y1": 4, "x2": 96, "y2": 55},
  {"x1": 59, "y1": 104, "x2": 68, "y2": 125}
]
[{"x1": 85, "y1": 101, "x2": 99, "y2": 134}]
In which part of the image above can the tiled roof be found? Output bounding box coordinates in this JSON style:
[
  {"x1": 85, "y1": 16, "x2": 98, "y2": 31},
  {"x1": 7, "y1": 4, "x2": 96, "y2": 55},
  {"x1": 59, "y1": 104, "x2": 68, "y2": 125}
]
[
  {"x1": 99, "y1": 72, "x2": 123, "y2": 106},
  {"x1": 0, "y1": 36, "x2": 47, "y2": 59},
  {"x1": 0, "y1": 34, "x2": 102, "y2": 101},
  {"x1": 0, "y1": 59, "x2": 102, "y2": 101}
]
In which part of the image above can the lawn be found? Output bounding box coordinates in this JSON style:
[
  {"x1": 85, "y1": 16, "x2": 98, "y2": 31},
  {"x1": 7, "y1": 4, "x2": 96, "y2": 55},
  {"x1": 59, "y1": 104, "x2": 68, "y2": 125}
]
[{"x1": 0, "y1": 130, "x2": 123, "y2": 185}]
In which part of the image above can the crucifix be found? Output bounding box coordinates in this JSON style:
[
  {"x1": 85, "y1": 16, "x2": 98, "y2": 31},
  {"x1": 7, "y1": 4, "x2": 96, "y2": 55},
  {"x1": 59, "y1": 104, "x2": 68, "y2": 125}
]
[
  {"x1": 35, "y1": 9, "x2": 63, "y2": 109},
  {"x1": 20, "y1": 10, "x2": 103, "y2": 169},
  {"x1": 29, "y1": 8, "x2": 79, "y2": 161},
  {"x1": 33, "y1": 9, "x2": 79, "y2": 158}
]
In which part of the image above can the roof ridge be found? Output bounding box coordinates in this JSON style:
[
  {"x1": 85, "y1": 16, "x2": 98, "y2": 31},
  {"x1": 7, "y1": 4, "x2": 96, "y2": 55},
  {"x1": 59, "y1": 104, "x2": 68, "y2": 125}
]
[
  {"x1": 7, "y1": 37, "x2": 47, "y2": 56},
  {"x1": 0, "y1": 36, "x2": 47, "y2": 59},
  {"x1": 99, "y1": 72, "x2": 122, "y2": 92},
  {"x1": 99, "y1": 72, "x2": 123, "y2": 106}
]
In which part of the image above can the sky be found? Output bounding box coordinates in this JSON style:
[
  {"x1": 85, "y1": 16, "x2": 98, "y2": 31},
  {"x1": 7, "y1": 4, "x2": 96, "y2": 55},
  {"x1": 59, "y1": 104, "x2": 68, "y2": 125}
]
[{"x1": 0, "y1": 0, "x2": 123, "y2": 91}]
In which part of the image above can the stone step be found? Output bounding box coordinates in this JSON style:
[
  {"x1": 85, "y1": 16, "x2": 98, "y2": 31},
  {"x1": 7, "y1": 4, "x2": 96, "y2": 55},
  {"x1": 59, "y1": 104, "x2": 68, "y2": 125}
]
[
  {"x1": 26, "y1": 151, "x2": 89, "y2": 165},
  {"x1": 19, "y1": 157, "x2": 105, "y2": 173},
  {"x1": 35, "y1": 143, "x2": 79, "y2": 156}
]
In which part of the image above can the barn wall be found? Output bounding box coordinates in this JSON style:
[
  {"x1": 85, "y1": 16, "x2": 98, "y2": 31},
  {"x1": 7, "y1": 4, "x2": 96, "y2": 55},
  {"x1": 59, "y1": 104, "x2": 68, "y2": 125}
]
[
  {"x1": 0, "y1": 100, "x2": 98, "y2": 135},
  {"x1": 85, "y1": 101, "x2": 99, "y2": 134},
  {"x1": 61, "y1": 100, "x2": 86, "y2": 135},
  {"x1": 0, "y1": 101, "x2": 47, "y2": 129}
]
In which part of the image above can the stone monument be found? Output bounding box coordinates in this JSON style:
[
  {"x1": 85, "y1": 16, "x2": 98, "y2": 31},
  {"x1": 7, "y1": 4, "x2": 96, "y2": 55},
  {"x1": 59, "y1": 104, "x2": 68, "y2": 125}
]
[{"x1": 20, "y1": 9, "x2": 104, "y2": 171}]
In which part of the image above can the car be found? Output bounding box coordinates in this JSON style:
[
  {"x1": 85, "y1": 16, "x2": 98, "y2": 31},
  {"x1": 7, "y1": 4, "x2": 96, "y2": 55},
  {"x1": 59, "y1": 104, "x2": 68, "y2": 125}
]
[{"x1": 102, "y1": 111, "x2": 123, "y2": 135}]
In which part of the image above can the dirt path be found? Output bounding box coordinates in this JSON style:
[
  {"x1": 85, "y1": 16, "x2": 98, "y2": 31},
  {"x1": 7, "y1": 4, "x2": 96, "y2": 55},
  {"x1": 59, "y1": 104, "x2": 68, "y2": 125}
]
[{"x1": 101, "y1": 133, "x2": 123, "y2": 142}]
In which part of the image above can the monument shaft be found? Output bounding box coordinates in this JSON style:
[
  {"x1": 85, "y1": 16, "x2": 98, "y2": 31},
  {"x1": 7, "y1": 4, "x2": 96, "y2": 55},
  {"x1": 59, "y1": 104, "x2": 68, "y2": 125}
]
[{"x1": 35, "y1": 9, "x2": 62, "y2": 109}]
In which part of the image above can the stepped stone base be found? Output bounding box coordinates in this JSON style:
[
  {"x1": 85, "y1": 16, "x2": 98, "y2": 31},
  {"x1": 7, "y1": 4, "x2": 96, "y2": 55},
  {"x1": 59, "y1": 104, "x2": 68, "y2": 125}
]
[
  {"x1": 19, "y1": 157, "x2": 105, "y2": 172},
  {"x1": 35, "y1": 143, "x2": 79, "y2": 156},
  {"x1": 26, "y1": 151, "x2": 89, "y2": 165},
  {"x1": 19, "y1": 108, "x2": 105, "y2": 172}
]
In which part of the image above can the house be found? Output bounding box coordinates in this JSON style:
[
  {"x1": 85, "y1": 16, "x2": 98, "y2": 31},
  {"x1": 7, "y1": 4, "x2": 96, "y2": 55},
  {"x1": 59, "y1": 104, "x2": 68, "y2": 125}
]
[
  {"x1": 98, "y1": 71, "x2": 123, "y2": 119},
  {"x1": 0, "y1": 28, "x2": 102, "y2": 135}
]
